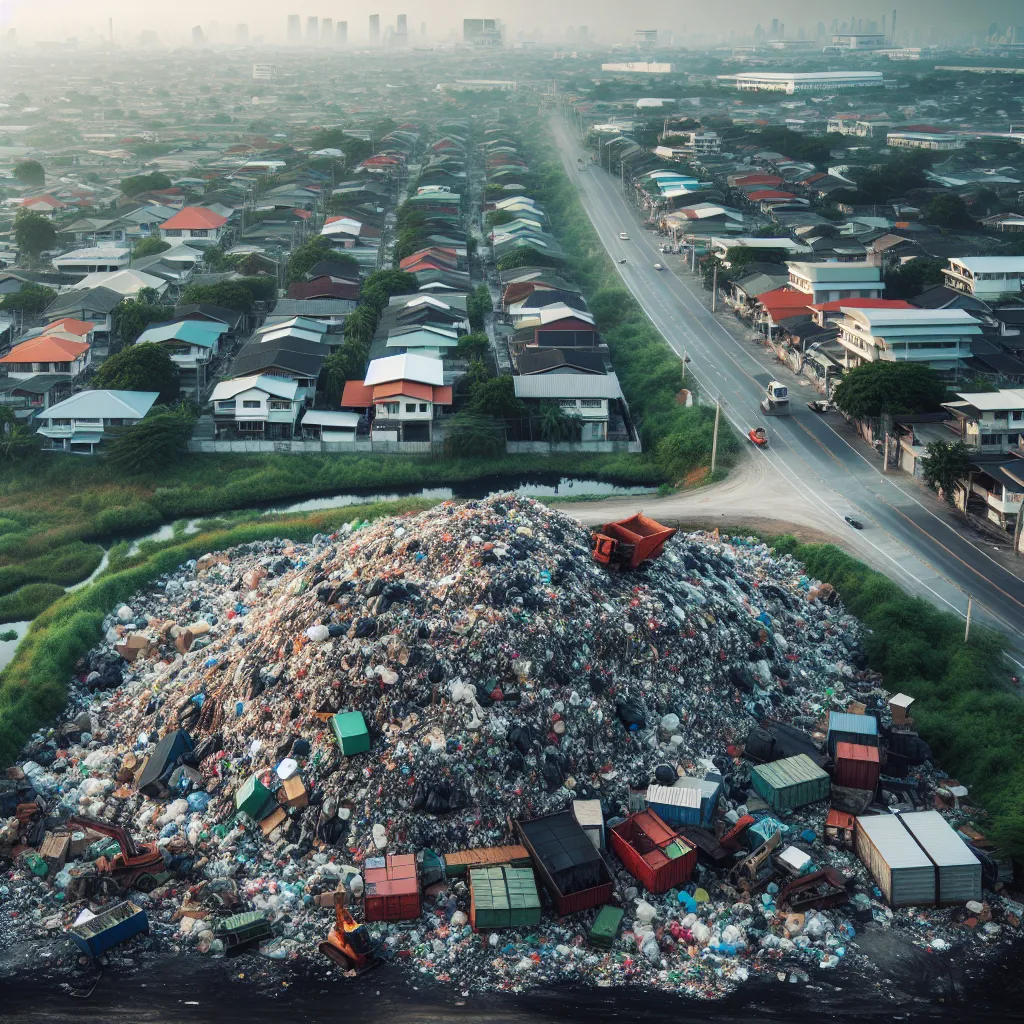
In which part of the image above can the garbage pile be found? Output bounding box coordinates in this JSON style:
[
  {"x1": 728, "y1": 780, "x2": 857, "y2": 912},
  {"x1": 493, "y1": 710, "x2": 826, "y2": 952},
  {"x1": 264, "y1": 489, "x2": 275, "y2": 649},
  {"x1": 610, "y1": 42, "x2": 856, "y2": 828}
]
[{"x1": 1, "y1": 496, "x2": 1019, "y2": 999}]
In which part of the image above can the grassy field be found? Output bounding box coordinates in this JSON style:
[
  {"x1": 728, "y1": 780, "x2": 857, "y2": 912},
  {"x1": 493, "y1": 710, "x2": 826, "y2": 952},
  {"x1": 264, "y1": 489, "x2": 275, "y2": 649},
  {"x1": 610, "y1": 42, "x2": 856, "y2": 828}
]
[{"x1": 0, "y1": 497, "x2": 434, "y2": 766}]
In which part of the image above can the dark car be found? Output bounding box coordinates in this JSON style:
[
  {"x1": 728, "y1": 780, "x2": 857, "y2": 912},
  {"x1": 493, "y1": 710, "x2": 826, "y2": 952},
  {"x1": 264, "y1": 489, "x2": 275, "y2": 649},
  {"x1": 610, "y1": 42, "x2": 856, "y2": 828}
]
[{"x1": 844, "y1": 515, "x2": 864, "y2": 530}]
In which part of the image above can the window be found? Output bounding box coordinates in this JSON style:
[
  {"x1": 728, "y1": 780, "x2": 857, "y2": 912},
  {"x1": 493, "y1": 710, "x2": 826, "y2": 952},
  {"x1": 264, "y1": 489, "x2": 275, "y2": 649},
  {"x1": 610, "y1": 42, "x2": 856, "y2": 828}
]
[
  {"x1": 242, "y1": 400, "x2": 261, "y2": 409},
  {"x1": 1010, "y1": 411, "x2": 1024, "y2": 424},
  {"x1": 238, "y1": 421, "x2": 264, "y2": 432},
  {"x1": 382, "y1": 402, "x2": 399, "y2": 415},
  {"x1": 54, "y1": 362, "x2": 71, "y2": 373},
  {"x1": 406, "y1": 403, "x2": 417, "y2": 413},
  {"x1": 190, "y1": 229, "x2": 209, "y2": 238},
  {"x1": 981, "y1": 433, "x2": 1005, "y2": 446},
  {"x1": 269, "y1": 400, "x2": 292, "y2": 410},
  {"x1": 419, "y1": 403, "x2": 428, "y2": 412},
  {"x1": 163, "y1": 228, "x2": 182, "y2": 237},
  {"x1": 580, "y1": 399, "x2": 603, "y2": 409},
  {"x1": 217, "y1": 401, "x2": 236, "y2": 411},
  {"x1": 559, "y1": 399, "x2": 578, "y2": 409}
]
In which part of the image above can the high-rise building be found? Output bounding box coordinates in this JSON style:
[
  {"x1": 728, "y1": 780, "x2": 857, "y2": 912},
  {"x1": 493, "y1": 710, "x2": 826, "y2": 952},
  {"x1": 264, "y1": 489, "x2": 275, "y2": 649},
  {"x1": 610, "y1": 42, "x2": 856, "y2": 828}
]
[
  {"x1": 192, "y1": 25, "x2": 205, "y2": 45},
  {"x1": 579, "y1": 25, "x2": 589, "y2": 44},
  {"x1": 634, "y1": 28, "x2": 659, "y2": 44},
  {"x1": 463, "y1": 18, "x2": 504, "y2": 46},
  {"x1": 369, "y1": 14, "x2": 380, "y2": 44},
  {"x1": 337, "y1": 21, "x2": 348, "y2": 43},
  {"x1": 396, "y1": 14, "x2": 407, "y2": 41},
  {"x1": 236, "y1": 23, "x2": 248, "y2": 43},
  {"x1": 307, "y1": 16, "x2": 319, "y2": 42},
  {"x1": 287, "y1": 15, "x2": 301, "y2": 43},
  {"x1": 322, "y1": 18, "x2": 333, "y2": 43}
]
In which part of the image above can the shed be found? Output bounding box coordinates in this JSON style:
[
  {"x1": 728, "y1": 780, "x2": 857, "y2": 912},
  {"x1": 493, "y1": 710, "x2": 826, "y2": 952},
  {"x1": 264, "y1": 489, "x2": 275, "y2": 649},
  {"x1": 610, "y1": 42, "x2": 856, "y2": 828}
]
[
  {"x1": 138, "y1": 729, "x2": 193, "y2": 799},
  {"x1": 750, "y1": 754, "x2": 830, "y2": 813},
  {"x1": 856, "y1": 814, "x2": 935, "y2": 907},
  {"x1": 644, "y1": 783, "x2": 702, "y2": 827},
  {"x1": 826, "y1": 711, "x2": 878, "y2": 757},
  {"x1": 609, "y1": 809, "x2": 696, "y2": 894},
  {"x1": 834, "y1": 742, "x2": 881, "y2": 792},
  {"x1": 331, "y1": 711, "x2": 370, "y2": 755},
  {"x1": 898, "y1": 811, "x2": 982, "y2": 905},
  {"x1": 516, "y1": 812, "x2": 613, "y2": 915},
  {"x1": 442, "y1": 844, "x2": 531, "y2": 877},
  {"x1": 364, "y1": 853, "x2": 421, "y2": 922},
  {"x1": 824, "y1": 809, "x2": 856, "y2": 849}
]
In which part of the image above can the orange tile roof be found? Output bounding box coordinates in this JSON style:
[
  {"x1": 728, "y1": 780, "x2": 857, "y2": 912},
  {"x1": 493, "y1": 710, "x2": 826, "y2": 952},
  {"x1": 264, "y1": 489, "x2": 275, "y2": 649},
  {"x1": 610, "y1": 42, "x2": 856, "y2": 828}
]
[
  {"x1": 341, "y1": 381, "x2": 374, "y2": 407},
  {"x1": 45, "y1": 317, "x2": 96, "y2": 336},
  {"x1": 159, "y1": 206, "x2": 229, "y2": 230},
  {"x1": 0, "y1": 335, "x2": 89, "y2": 364},
  {"x1": 373, "y1": 381, "x2": 435, "y2": 403}
]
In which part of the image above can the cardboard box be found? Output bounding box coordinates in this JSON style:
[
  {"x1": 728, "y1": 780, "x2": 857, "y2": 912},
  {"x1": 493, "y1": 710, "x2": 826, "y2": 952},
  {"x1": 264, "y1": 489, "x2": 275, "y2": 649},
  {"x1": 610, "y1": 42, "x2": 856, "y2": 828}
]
[{"x1": 278, "y1": 775, "x2": 308, "y2": 808}]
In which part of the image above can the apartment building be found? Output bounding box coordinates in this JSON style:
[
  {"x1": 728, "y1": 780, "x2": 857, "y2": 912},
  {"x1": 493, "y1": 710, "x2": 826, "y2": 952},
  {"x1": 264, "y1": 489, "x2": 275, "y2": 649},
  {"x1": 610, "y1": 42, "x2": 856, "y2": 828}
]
[
  {"x1": 786, "y1": 261, "x2": 885, "y2": 304},
  {"x1": 943, "y1": 257, "x2": 1024, "y2": 300},
  {"x1": 943, "y1": 388, "x2": 1024, "y2": 453}
]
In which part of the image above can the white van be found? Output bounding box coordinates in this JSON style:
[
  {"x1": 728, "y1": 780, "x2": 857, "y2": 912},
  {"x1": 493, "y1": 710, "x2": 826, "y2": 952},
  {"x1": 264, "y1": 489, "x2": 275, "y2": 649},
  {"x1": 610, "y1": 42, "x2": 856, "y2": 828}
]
[{"x1": 619, "y1": 232, "x2": 629, "y2": 240}]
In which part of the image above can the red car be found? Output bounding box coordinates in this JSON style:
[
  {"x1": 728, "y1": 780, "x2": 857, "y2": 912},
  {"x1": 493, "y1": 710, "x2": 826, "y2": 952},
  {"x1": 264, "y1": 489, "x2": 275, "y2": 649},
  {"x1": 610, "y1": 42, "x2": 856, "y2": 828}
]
[{"x1": 748, "y1": 427, "x2": 768, "y2": 447}]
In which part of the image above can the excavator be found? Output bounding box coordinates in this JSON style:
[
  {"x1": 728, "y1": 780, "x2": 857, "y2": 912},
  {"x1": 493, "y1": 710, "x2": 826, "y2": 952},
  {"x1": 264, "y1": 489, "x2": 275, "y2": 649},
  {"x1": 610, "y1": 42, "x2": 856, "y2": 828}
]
[
  {"x1": 66, "y1": 815, "x2": 168, "y2": 898},
  {"x1": 318, "y1": 902, "x2": 379, "y2": 974}
]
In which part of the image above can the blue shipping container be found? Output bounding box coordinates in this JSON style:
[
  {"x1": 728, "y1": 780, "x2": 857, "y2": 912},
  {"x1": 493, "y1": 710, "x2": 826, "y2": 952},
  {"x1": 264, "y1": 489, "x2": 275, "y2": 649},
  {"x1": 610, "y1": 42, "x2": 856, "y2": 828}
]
[
  {"x1": 645, "y1": 784, "x2": 702, "y2": 827},
  {"x1": 69, "y1": 901, "x2": 149, "y2": 956},
  {"x1": 826, "y1": 712, "x2": 878, "y2": 757}
]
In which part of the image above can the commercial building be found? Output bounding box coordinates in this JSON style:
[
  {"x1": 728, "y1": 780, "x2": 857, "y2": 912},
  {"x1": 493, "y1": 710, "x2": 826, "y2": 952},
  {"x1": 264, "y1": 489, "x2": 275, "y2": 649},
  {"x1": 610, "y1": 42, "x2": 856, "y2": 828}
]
[
  {"x1": 943, "y1": 257, "x2": 1024, "y2": 300},
  {"x1": 463, "y1": 18, "x2": 504, "y2": 46},
  {"x1": 887, "y1": 131, "x2": 964, "y2": 151},
  {"x1": 787, "y1": 261, "x2": 884, "y2": 303},
  {"x1": 602, "y1": 62, "x2": 676, "y2": 74},
  {"x1": 252, "y1": 64, "x2": 277, "y2": 80},
  {"x1": 369, "y1": 14, "x2": 380, "y2": 44},
  {"x1": 336, "y1": 21, "x2": 347, "y2": 44},
  {"x1": 720, "y1": 71, "x2": 884, "y2": 94},
  {"x1": 942, "y1": 388, "x2": 1024, "y2": 454},
  {"x1": 834, "y1": 307, "x2": 981, "y2": 374},
  {"x1": 286, "y1": 15, "x2": 300, "y2": 43},
  {"x1": 654, "y1": 131, "x2": 720, "y2": 158},
  {"x1": 306, "y1": 16, "x2": 318, "y2": 42},
  {"x1": 829, "y1": 32, "x2": 887, "y2": 49}
]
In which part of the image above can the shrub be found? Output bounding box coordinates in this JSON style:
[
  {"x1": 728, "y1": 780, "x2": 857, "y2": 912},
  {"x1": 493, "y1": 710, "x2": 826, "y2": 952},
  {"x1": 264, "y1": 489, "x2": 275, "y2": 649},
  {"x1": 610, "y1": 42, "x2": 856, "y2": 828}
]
[{"x1": 0, "y1": 583, "x2": 66, "y2": 622}]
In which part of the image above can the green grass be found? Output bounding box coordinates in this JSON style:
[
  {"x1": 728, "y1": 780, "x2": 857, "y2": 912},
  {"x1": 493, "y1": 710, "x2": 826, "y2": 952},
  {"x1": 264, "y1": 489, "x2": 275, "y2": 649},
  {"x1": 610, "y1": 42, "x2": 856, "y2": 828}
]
[
  {"x1": 770, "y1": 535, "x2": 1024, "y2": 861},
  {"x1": 0, "y1": 498, "x2": 434, "y2": 767},
  {"x1": 0, "y1": 584, "x2": 67, "y2": 623},
  {"x1": 0, "y1": 542, "x2": 104, "y2": 597}
]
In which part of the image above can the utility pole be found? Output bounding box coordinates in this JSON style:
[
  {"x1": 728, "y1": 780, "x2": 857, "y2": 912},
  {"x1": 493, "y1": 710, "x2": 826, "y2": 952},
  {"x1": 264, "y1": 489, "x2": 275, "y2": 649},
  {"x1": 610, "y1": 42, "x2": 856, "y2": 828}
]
[
  {"x1": 691, "y1": 244, "x2": 696, "y2": 273},
  {"x1": 882, "y1": 432, "x2": 888, "y2": 473},
  {"x1": 965, "y1": 596, "x2": 972, "y2": 642},
  {"x1": 711, "y1": 398, "x2": 721, "y2": 473},
  {"x1": 711, "y1": 263, "x2": 718, "y2": 313}
]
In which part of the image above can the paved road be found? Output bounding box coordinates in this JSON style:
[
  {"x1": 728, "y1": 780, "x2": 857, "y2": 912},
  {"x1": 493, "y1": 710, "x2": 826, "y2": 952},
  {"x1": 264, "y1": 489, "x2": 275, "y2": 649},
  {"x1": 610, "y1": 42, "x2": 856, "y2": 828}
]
[{"x1": 551, "y1": 115, "x2": 1024, "y2": 662}]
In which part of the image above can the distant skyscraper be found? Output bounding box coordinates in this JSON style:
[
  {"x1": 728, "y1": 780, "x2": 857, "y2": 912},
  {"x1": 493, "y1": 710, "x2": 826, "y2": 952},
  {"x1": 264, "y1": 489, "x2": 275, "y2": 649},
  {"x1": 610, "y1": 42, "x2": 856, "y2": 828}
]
[
  {"x1": 396, "y1": 14, "x2": 407, "y2": 41},
  {"x1": 369, "y1": 14, "x2": 380, "y2": 44},
  {"x1": 287, "y1": 15, "x2": 301, "y2": 43},
  {"x1": 337, "y1": 21, "x2": 348, "y2": 43},
  {"x1": 463, "y1": 19, "x2": 505, "y2": 46},
  {"x1": 322, "y1": 18, "x2": 333, "y2": 43},
  {"x1": 236, "y1": 23, "x2": 248, "y2": 43},
  {"x1": 307, "y1": 16, "x2": 319, "y2": 41},
  {"x1": 420, "y1": 22, "x2": 426, "y2": 38},
  {"x1": 579, "y1": 25, "x2": 589, "y2": 44},
  {"x1": 191, "y1": 24, "x2": 205, "y2": 45}
]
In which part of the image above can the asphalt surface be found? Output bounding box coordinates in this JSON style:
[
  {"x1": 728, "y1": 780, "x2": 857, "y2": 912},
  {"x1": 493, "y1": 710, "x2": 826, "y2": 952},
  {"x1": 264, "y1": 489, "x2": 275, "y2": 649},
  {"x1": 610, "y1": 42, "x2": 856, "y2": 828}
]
[{"x1": 550, "y1": 115, "x2": 1024, "y2": 664}]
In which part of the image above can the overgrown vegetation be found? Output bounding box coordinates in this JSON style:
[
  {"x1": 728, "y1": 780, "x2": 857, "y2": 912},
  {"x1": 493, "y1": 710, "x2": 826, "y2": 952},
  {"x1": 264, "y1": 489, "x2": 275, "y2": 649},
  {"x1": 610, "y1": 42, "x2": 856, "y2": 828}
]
[
  {"x1": 0, "y1": 584, "x2": 66, "y2": 623},
  {"x1": 770, "y1": 537, "x2": 1024, "y2": 861}
]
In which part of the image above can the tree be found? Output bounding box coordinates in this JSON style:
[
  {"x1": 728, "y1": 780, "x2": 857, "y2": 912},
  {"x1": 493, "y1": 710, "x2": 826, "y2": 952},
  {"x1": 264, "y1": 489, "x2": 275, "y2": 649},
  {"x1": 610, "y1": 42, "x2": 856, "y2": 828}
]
[
  {"x1": 14, "y1": 211, "x2": 56, "y2": 262},
  {"x1": 0, "y1": 283, "x2": 55, "y2": 315},
  {"x1": 119, "y1": 171, "x2": 172, "y2": 197},
  {"x1": 92, "y1": 343, "x2": 180, "y2": 405},
  {"x1": 466, "y1": 285, "x2": 493, "y2": 332},
  {"x1": 132, "y1": 237, "x2": 171, "y2": 259},
  {"x1": 536, "y1": 401, "x2": 581, "y2": 443},
  {"x1": 468, "y1": 374, "x2": 524, "y2": 419},
  {"x1": 320, "y1": 343, "x2": 369, "y2": 405},
  {"x1": 286, "y1": 235, "x2": 351, "y2": 283},
  {"x1": 831, "y1": 361, "x2": 945, "y2": 420},
  {"x1": 0, "y1": 408, "x2": 39, "y2": 462},
  {"x1": 924, "y1": 193, "x2": 975, "y2": 231},
  {"x1": 921, "y1": 440, "x2": 972, "y2": 498},
  {"x1": 360, "y1": 269, "x2": 416, "y2": 313},
  {"x1": 180, "y1": 277, "x2": 275, "y2": 313},
  {"x1": 13, "y1": 159, "x2": 44, "y2": 186},
  {"x1": 883, "y1": 258, "x2": 946, "y2": 300},
  {"x1": 443, "y1": 412, "x2": 505, "y2": 457},
  {"x1": 456, "y1": 332, "x2": 489, "y2": 361},
  {"x1": 485, "y1": 209, "x2": 514, "y2": 229},
  {"x1": 113, "y1": 297, "x2": 174, "y2": 346},
  {"x1": 724, "y1": 246, "x2": 789, "y2": 273},
  {"x1": 106, "y1": 410, "x2": 195, "y2": 474}
]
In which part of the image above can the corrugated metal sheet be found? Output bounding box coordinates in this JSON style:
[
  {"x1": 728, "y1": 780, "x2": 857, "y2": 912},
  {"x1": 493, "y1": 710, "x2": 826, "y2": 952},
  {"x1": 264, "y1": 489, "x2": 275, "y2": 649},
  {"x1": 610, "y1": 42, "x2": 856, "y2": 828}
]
[
  {"x1": 645, "y1": 784, "x2": 702, "y2": 827},
  {"x1": 899, "y1": 811, "x2": 982, "y2": 904},
  {"x1": 826, "y1": 711, "x2": 878, "y2": 756},
  {"x1": 750, "y1": 754, "x2": 830, "y2": 812},
  {"x1": 856, "y1": 814, "x2": 934, "y2": 907},
  {"x1": 834, "y1": 741, "x2": 881, "y2": 791}
]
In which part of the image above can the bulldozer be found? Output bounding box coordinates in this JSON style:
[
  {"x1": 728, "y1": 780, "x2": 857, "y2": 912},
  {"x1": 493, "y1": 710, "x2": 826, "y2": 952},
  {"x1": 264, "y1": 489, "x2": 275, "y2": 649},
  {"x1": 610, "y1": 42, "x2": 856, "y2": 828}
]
[
  {"x1": 66, "y1": 815, "x2": 168, "y2": 899},
  {"x1": 318, "y1": 903, "x2": 379, "y2": 974}
]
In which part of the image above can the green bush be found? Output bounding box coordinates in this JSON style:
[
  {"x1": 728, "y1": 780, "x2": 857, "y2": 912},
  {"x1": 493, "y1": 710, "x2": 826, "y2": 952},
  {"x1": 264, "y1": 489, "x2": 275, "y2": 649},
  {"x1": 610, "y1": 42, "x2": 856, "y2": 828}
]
[
  {"x1": 91, "y1": 502, "x2": 164, "y2": 537},
  {"x1": 0, "y1": 583, "x2": 66, "y2": 623},
  {"x1": 0, "y1": 541, "x2": 104, "y2": 596}
]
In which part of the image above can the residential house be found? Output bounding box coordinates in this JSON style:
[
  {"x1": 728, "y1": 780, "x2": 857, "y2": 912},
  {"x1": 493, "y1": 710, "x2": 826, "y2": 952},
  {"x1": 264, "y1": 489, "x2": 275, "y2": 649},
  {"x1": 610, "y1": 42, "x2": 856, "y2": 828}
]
[
  {"x1": 174, "y1": 303, "x2": 243, "y2": 333},
  {"x1": 18, "y1": 194, "x2": 67, "y2": 218},
  {"x1": 809, "y1": 297, "x2": 915, "y2": 328},
  {"x1": 36, "y1": 389, "x2": 159, "y2": 453},
  {"x1": 0, "y1": 334, "x2": 91, "y2": 378},
  {"x1": 299, "y1": 409, "x2": 361, "y2": 443},
  {"x1": 0, "y1": 375, "x2": 72, "y2": 422},
  {"x1": 834, "y1": 307, "x2": 981, "y2": 375},
  {"x1": 943, "y1": 257, "x2": 1024, "y2": 301},
  {"x1": 209, "y1": 374, "x2": 303, "y2": 439},
  {"x1": 75, "y1": 268, "x2": 168, "y2": 299},
  {"x1": 512, "y1": 369, "x2": 627, "y2": 442},
  {"x1": 229, "y1": 337, "x2": 325, "y2": 402},
  {"x1": 135, "y1": 320, "x2": 227, "y2": 371},
  {"x1": 956, "y1": 460, "x2": 1024, "y2": 531},
  {"x1": 942, "y1": 388, "x2": 1024, "y2": 454},
  {"x1": 51, "y1": 247, "x2": 131, "y2": 280},
  {"x1": 43, "y1": 286, "x2": 124, "y2": 340},
  {"x1": 340, "y1": 352, "x2": 453, "y2": 443},
  {"x1": 159, "y1": 207, "x2": 230, "y2": 247},
  {"x1": 786, "y1": 260, "x2": 885, "y2": 303},
  {"x1": 263, "y1": 299, "x2": 354, "y2": 328}
]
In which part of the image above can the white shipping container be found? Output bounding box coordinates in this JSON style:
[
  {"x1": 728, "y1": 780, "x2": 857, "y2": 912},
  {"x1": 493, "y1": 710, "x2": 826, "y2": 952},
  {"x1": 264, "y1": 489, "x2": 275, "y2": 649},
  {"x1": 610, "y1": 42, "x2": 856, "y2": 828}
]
[
  {"x1": 899, "y1": 811, "x2": 982, "y2": 904},
  {"x1": 856, "y1": 814, "x2": 935, "y2": 907}
]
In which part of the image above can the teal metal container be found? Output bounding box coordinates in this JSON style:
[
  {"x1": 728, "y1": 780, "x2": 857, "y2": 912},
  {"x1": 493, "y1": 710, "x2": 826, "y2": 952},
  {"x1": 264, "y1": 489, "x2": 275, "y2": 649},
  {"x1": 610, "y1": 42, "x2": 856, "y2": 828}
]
[{"x1": 751, "y1": 754, "x2": 830, "y2": 813}]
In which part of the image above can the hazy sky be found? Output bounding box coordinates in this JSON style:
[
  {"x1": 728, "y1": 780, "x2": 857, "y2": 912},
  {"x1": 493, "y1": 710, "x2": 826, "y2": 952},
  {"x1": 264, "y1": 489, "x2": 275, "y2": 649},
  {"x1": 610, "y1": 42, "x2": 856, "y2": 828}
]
[{"x1": 2, "y1": 0, "x2": 1023, "y2": 44}]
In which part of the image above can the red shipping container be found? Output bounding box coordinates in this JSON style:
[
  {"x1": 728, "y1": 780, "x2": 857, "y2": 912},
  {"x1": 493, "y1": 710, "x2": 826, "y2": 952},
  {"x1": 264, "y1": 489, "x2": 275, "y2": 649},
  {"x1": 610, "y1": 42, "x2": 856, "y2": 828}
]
[
  {"x1": 834, "y1": 742, "x2": 880, "y2": 791},
  {"x1": 609, "y1": 810, "x2": 696, "y2": 894},
  {"x1": 364, "y1": 854, "x2": 421, "y2": 922}
]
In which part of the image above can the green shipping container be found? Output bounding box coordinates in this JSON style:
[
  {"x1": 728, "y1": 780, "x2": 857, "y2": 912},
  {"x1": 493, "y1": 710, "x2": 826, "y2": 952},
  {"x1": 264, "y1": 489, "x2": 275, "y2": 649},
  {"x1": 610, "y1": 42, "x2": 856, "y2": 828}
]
[
  {"x1": 471, "y1": 865, "x2": 540, "y2": 929},
  {"x1": 331, "y1": 711, "x2": 370, "y2": 755},
  {"x1": 751, "y1": 754, "x2": 830, "y2": 813},
  {"x1": 234, "y1": 774, "x2": 274, "y2": 820}
]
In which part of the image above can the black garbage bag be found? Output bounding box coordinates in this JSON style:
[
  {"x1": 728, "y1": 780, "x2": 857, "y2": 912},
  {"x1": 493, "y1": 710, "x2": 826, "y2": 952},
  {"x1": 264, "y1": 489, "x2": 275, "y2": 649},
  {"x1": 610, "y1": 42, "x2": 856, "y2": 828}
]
[
  {"x1": 508, "y1": 749, "x2": 526, "y2": 773},
  {"x1": 654, "y1": 763, "x2": 677, "y2": 786},
  {"x1": 508, "y1": 724, "x2": 535, "y2": 756},
  {"x1": 616, "y1": 697, "x2": 646, "y2": 731},
  {"x1": 412, "y1": 779, "x2": 467, "y2": 814},
  {"x1": 729, "y1": 665, "x2": 756, "y2": 693},
  {"x1": 191, "y1": 733, "x2": 222, "y2": 765},
  {"x1": 428, "y1": 661, "x2": 444, "y2": 684},
  {"x1": 354, "y1": 617, "x2": 377, "y2": 638},
  {"x1": 542, "y1": 753, "x2": 565, "y2": 792}
]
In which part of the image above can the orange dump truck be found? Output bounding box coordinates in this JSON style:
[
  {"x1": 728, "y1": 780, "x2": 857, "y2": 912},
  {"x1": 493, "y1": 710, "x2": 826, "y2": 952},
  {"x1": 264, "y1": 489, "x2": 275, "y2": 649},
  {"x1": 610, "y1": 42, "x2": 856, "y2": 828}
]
[{"x1": 591, "y1": 513, "x2": 677, "y2": 570}]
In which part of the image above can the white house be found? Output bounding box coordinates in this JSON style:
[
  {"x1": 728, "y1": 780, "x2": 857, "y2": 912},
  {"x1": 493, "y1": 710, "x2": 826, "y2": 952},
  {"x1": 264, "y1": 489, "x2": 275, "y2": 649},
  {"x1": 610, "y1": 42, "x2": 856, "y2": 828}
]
[
  {"x1": 513, "y1": 372, "x2": 625, "y2": 442},
  {"x1": 210, "y1": 375, "x2": 303, "y2": 439},
  {"x1": 834, "y1": 307, "x2": 981, "y2": 375},
  {"x1": 942, "y1": 388, "x2": 1024, "y2": 454},
  {"x1": 36, "y1": 389, "x2": 159, "y2": 453},
  {"x1": 74, "y1": 268, "x2": 168, "y2": 298},
  {"x1": 52, "y1": 247, "x2": 131, "y2": 279},
  {"x1": 787, "y1": 261, "x2": 885, "y2": 303},
  {"x1": 0, "y1": 334, "x2": 91, "y2": 379},
  {"x1": 135, "y1": 320, "x2": 226, "y2": 370},
  {"x1": 158, "y1": 206, "x2": 230, "y2": 246},
  {"x1": 943, "y1": 257, "x2": 1024, "y2": 301}
]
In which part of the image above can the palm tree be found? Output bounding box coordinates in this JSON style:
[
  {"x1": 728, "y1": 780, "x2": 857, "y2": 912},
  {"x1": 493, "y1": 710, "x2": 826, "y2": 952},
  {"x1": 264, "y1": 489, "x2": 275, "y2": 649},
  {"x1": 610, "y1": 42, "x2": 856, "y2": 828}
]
[{"x1": 537, "y1": 401, "x2": 580, "y2": 443}]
